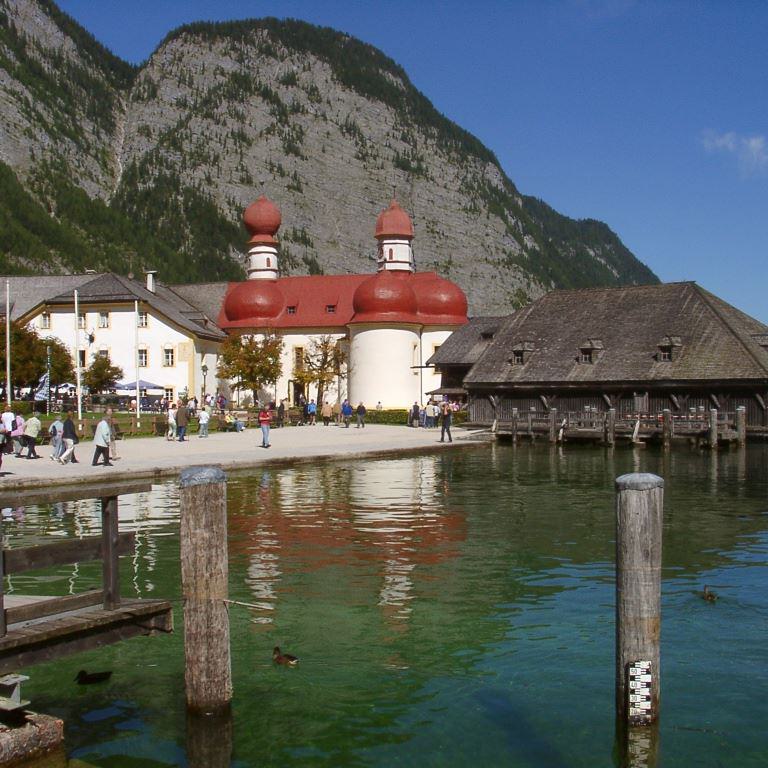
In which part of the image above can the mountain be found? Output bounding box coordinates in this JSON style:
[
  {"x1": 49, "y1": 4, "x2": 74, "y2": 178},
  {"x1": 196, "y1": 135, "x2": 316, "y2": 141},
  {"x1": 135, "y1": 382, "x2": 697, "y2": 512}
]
[{"x1": 0, "y1": 0, "x2": 658, "y2": 313}]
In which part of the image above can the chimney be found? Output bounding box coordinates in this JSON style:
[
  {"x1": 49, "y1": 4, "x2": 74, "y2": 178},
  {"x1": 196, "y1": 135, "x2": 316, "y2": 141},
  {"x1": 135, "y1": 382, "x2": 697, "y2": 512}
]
[{"x1": 145, "y1": 270, "x2": 157, "y2": 293}]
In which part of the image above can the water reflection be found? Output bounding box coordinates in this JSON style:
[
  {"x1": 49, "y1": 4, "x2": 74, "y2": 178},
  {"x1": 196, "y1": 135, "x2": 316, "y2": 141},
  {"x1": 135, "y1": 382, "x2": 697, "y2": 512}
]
[{"x1": 4, "y1": 444, "x2": 768, "y2": 768}]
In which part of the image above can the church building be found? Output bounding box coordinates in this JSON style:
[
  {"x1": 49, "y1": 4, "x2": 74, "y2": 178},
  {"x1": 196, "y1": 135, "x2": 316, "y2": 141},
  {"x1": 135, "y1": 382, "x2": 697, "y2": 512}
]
[{"x1": 187, "y1": 196, "x2": 469, "y2": 407}]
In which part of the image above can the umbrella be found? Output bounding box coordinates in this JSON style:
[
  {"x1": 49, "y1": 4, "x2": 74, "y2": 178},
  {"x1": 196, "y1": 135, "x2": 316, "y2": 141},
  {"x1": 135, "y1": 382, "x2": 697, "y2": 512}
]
[{"x1": 116, "y1": 380, "x2": 165, "y2": 391}]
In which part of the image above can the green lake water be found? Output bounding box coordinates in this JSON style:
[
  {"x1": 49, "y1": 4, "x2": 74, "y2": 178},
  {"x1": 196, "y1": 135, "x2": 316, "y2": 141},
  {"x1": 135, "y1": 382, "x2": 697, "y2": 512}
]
[{"x1": 5, "y1": 442, "x2": 768, "y2": 767}]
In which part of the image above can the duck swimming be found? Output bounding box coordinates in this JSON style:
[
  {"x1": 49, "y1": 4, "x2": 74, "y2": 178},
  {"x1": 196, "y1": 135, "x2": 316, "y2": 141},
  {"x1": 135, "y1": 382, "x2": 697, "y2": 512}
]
[
  {"x1": 273, "y1": 646, "x2": 299, "y2": 666},
  {"x1": 702, "y1": 585, "x2": 718, "y2": 602},
  {"x1": 75, "y1": 669, "x2": 112, "y2": 685}
]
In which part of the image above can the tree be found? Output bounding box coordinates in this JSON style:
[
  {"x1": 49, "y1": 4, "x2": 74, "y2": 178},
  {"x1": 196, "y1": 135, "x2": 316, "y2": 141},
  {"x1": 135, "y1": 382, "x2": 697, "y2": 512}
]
[
  {"x1": 216, "y1": 331, "x2": 283, "y2": 403},
  {"x1": 83, "y1": 354, "x2": 123, "y2": 393},
  {"x1": 47, "y1": 337, "x2": 74, "y2": 385},
  {"x1": 0, "y1": 322, "x2": 73, "y2": 392},
  {"x1": 292, "y1": 335, "x2": 347, "y2": 406}
]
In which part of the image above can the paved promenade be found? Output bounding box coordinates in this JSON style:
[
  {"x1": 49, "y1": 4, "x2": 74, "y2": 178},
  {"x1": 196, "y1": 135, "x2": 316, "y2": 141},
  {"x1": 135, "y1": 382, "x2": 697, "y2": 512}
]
[{"x1": 0, "y1": 423, "x2": 477, "y2": 490}]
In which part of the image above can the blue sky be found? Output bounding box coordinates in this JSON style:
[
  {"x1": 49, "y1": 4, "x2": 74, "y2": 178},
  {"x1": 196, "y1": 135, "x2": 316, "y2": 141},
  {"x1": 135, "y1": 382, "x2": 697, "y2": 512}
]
[{"x1": 57, "y1": 0, "x2": 767, "y2": 322}]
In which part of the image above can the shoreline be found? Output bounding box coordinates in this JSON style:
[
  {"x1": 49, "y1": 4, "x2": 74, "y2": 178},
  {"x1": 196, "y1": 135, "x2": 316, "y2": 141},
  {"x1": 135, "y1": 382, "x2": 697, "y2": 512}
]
[{"x1": 0, "y1": 424, "x2": 484, "y2": 494}]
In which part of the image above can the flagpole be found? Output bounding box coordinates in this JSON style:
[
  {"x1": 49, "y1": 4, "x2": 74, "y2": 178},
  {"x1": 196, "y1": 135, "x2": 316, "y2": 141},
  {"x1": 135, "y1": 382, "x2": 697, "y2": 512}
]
[
  {"x1": 74, "y1": 289, "x2": 82, "y2": 428},
  {"x1": 5, "y1": 280, "x2": 10, "y2": 407},
  {"x1": 46, "y1": 344, "x2": 51, "y2": 416},
  {"x1": 134, "y1": 300, "x2": 141, "y2": 429}
]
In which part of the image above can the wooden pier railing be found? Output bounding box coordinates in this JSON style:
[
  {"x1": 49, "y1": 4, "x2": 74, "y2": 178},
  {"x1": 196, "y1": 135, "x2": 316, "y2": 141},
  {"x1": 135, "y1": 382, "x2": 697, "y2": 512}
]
[{"x1": 0, "y1": 481, "x2": 173, "y2": 673}]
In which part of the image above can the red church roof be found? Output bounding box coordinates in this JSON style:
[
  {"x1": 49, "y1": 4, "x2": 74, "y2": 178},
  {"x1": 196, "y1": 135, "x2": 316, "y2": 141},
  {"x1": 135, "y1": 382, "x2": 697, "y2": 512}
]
[{"x1": 218, "y1": 272, "x2": 467, "y2": 330}]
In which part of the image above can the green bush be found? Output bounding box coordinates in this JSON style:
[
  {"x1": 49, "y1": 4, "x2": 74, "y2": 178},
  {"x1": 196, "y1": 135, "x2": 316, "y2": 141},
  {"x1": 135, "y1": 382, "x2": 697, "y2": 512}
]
[{"x1": 364, "y1": 409, "x2": 409, "y2": 425}]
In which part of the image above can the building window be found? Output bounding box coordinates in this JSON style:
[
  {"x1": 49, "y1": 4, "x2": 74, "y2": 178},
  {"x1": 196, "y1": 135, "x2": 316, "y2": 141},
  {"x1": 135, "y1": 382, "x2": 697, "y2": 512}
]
[
  {"x1": 579, "y1": 349, "x2": 593, "y2": 364},
  {"x1": 98, "y1": 311, "x2": 110, "y2": 329},
  {"x1": 138, "y1": 349, "x2": 148, "y2": 367},
  {"x1": 326, "y1": 304, "x2": 336, "y2": 314},
  {"x1": 512, "y1": 350, "x2": 525, "y2": 365},
  {"x1": 294, "y1": 347, "x2": 304, "y2": 371},
  {"x1": 138, "y1": 311, "x2": 148, "y2": 328},
  {"x1": 658, "y1": 346, "x2": 672, "y2": 362},
  {"x1": 97, "y1": 349, "x2": 109, "y2": 359},
  {"x1": 78, "y1": 350, "x2": 86, "y2": 368},
  {"x1": 163, "y1": 347, "x2": 175, "y2": 367},
  {"x1": 266, "y1": 257, "x2": 271, "y2": 268},
  {"x1": 40, "y1": 312, "x2": 51, "y2": 329},
  {"x1": 388, "y1": 248, "x2": 393, "y2": 260},
  {"x1": 164, "y1": 387, "x2": 174, "y2": 402},
  {"x1": 78, "y1": 313, "x2": 86, "y2": 329},
  {"x1": 287, "y1": 306, "x2": 297, "y2": 315}
]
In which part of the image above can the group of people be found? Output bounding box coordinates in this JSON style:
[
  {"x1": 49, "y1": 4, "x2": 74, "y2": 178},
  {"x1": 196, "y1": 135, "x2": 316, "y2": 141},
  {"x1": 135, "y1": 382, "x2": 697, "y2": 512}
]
[
  {"x1": 300, "y1": 397, "x2": 368, "y2": 428},
  {"x1": 409, "y1": 399, "x2": 457, "y2": 443},
  {"x1": 0, "y1": 404, "x2": 120, "y2": 469}
]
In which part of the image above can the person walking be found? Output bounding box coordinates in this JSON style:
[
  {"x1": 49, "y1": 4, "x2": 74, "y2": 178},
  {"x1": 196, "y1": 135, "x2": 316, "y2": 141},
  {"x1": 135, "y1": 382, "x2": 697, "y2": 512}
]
[
  {"x1": 108, "y1": 410, "x2": 120, "y2": 461},
  {"x1": 58, "y1": 411, "x2": 79, "y2": 463},
  {"x1": 166, "y1": 403, "x2": 177, "y2": 441},
  {"x1": 10, "y1": 412, "x2": 24, "y2": 456},
  {"x1": 307, "y1": 399, "x2": 317, "y2": 425},
  {"x1": 356, "y1": 402, "x2": 367, "y2": 428},
  {"x1": 277, "y1": 399, "x2": 285, "y2": 428},
  {"x1": 49, "y1": 414, "x2": 64, "y2": 461},
  {"x1": 439, "y1": 400, "x2": 453, "y2": 443},
  {"x1": 176, "y1": 401, "x2": 189, "y2": 441},
  {"x1": 321, "y1": 400, "x2": 333, "y2": 426},
  {"x1": 258, "y1": 404, "x2": 271, "y2": 448},
  {"x1": 410, "y1": 402, "x2": 420, "y2": 428},
  {"x1": 1, "y1": 405, "x2": 14, "y2": 434},
  {"x1": 198, "y1": 407, "x2": 210, "y2": 437},
  {"x1": 341, "y1": 399, "x2": 353, "y2": 428},
  {"x1": 22, "y1": 412, "x2": 42, "y2": 458},
  {"x1": 92, "y1": 413, "x2": 112, "y2": 466}
]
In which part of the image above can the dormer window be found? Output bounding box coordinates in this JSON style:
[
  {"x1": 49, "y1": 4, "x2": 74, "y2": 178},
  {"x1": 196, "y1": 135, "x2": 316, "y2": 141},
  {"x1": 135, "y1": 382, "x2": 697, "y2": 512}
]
[
  {"x1": 510, "y1": 341, "x2": 534, "y2": 365},
  {"x1": 657, "y1": 335, "x2": 682, "y2": 362},
  {"x1": 287, "y1": 306, "x2": 297, "y2": 315},
  {"x1": 326, "y1": 304, "x2": 336, "y2": 314},
  {"x1": 578, "y1": 339, "x2": 603, "y2": 364}
]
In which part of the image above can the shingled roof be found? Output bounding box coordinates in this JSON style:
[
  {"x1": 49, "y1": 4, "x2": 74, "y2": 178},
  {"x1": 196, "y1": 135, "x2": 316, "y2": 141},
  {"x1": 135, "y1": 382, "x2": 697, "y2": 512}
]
[
  {"x1": 427, "y1": 316, "x2": 506, "y2": 367},
  {"x1": 464, "y1": 282, "x2": 768, "y2": 386},
  {"x1": 5, "y1": 273, "x2": 225, "y2": 342}
]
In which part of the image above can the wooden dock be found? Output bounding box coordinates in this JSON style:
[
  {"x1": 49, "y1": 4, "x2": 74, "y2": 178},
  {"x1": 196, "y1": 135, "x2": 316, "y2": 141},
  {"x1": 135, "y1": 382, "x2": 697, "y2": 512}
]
[
  {"x1": 0, "y1": 480, "x2": 173, "y2": 675},
  {"x1": 489, "y1": 407, "x2": 753, "y2": 447}
]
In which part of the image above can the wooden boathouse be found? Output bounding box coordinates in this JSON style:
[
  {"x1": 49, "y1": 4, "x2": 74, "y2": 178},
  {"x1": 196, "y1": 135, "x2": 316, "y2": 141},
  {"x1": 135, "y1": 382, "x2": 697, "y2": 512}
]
[{"x1": 431, "y1": 282, "x2": 768, "y2": 442}]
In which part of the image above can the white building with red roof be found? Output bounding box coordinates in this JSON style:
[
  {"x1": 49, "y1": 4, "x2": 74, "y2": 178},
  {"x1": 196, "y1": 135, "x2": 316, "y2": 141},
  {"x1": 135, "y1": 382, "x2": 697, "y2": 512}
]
[{"x1": 218, "y1": 196, "x2": 468, "y2": 408}]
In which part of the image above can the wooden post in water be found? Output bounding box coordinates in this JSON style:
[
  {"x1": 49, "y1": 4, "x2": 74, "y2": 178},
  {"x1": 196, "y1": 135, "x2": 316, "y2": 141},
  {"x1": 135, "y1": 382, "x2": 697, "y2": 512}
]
[
  {"x1": 709, "y1": 409, "x2": 718, "y2": 449},
  {"x1": 180, "y1": 466, "x2": 232, "y2": 714},
  {"x1": 549, "y1": 408, "x2": 557, "y2": 443},
  {"x1": 661, "y1": 409, "x2": 672, "y2": 448},
  {"x1": 615, "y1": 473, "x2": 663, "y2": 726},
  {"x1": 511, "y1": 408, "x2": 518, "y2": 444},
  {"x1": 736, "y1": 406, "x2": 746, "y2": 447},
  {"x1": 101, "y1": 495, "x2": 120, "y2": 610},
  {"x1": 607, "y1": 408, "x2": 616, "y2": 447}
]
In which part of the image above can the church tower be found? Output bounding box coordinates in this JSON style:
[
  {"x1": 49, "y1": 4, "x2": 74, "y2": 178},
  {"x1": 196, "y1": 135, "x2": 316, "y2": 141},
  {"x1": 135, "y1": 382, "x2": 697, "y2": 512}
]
[
  {"x1": 375, "y1": 200, "x2": 415, "y2": 272},
  {"x1": 243, "y1": 195, "x2": 281, "y2": 280}
]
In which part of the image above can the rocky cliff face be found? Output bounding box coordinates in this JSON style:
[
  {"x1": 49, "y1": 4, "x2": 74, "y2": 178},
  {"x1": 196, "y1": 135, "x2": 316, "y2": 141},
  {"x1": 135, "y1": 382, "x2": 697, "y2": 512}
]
[{"x1": 0, "y1": 1, "x2": 658, "y2": 312}]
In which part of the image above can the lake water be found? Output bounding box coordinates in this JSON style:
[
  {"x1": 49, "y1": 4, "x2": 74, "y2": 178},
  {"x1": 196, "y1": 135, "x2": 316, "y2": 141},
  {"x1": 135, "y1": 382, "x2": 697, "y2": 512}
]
[{"x1": 5, "y1": 442, "x2": 768, "y2": 767}]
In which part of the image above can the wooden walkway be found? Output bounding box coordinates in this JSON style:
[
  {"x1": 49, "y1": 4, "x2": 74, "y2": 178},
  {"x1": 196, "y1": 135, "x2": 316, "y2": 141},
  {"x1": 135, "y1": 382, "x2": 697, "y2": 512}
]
[
  {"x1": 0, "y1": 480, "x2": 173, "y2": 675},
  {"x1": 487, "y1": 407, "x2": 752, "y2": 447}
]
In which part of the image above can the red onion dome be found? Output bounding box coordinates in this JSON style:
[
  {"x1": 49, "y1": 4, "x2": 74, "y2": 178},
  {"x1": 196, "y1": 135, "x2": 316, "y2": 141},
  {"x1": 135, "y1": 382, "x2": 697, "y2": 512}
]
[
  {"x1": 243, "y1": 195, "x2": 282, "y2": 245},
  {"x1": 375, "y1": 199, "x2": 414, "y2": 240},
  {"x1": 416, "y1": 275, "x2": 468, "y2": 320},
  {"x1": 352, "y1": 271, "x2": 418, "y2": 321},
  {"x1": 223, "y1": 281, "x2": 284, "y2": 322}
]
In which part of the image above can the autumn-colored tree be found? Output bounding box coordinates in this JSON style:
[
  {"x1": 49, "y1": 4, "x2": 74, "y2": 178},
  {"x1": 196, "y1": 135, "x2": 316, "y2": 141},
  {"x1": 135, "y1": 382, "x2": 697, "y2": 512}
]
[
  {"x1": 83, "y1": 354, "x2": 124, "y2": 393},
  {"x1": 216, "y1": 331, "x2": 283, "y2": 403},
  {"x1": 292, "y1": 335, "x2": 347, "y2": 406},
  {"x1": 0, "y1": 322, "x2": 73, "y2": 392}
]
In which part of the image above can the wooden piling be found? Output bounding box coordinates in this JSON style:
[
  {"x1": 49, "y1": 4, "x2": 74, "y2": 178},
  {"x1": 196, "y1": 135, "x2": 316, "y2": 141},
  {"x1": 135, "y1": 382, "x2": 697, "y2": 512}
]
[
  {"x1": 709, "y1": 409, "x2": 718, "y2": 449},
  {"x1": 511, "y1": 408, "x2": 518, "y2": 444},
  {"x1": 607, "y1": 408, "x2": 616, "y2": 447},
  {"x1": 661, "y1": 409, "x2": 672, "y2": 448},
  {"x1": 548, "y1": 409, "x2": 557, "y2": 443},
  {"x1": 179, "y1": 467, "x2": 232, "y2": 714},
  {"x1": 615, "y1": 473, "x2": 663, "y2": 726},
  {"x1": 736, "y1": 406, "x2": 746, "y2": 446},
  {"x1": 101, "y1": 495, "x2": 120, "y2": 610}
]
